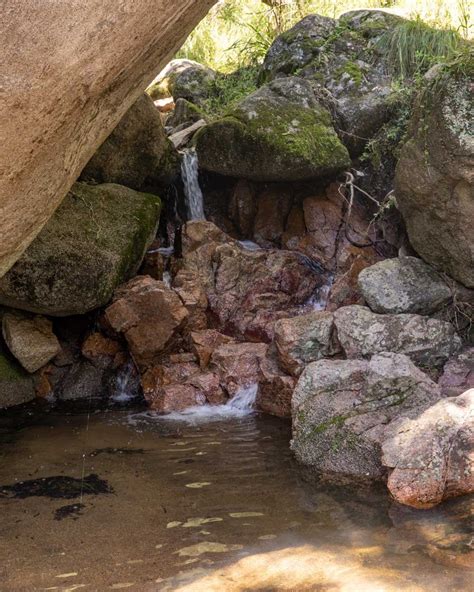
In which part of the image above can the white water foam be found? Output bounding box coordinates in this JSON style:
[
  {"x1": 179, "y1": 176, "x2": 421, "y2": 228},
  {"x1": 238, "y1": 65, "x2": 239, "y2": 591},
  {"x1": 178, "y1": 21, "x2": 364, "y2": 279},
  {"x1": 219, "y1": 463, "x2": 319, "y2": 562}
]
[
  {"x1": 181, "y1": 148, "x2": 206, "y2": 221},
  {"x1": 238, "y1": 240, "x2": 262, "y2": 251},
  {"x1": 307, "y1": 275, "x2": 334, "y2": 311},
  {"x1": 127, "y1": 384, "x2": 258, "y2": 427},
  {"x1": 112, "y1": 363, "x2": 136, "y2": 404}
]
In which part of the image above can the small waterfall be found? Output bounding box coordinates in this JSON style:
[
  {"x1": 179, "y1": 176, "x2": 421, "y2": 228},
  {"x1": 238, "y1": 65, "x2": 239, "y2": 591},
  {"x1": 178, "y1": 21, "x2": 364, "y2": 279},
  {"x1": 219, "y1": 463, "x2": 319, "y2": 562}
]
[
  {"x1": 140, "y1": 383, "x2": 259, "y2": 424},
  {"x1": 226, "y1": 384, "x2": 258, "y2": 411},
  {"x1": 112, "y1": 363, "x2": 136, "y2": 404},
  {"x1": 181, "y1": 148, "x2": 206, "y2": 221}
]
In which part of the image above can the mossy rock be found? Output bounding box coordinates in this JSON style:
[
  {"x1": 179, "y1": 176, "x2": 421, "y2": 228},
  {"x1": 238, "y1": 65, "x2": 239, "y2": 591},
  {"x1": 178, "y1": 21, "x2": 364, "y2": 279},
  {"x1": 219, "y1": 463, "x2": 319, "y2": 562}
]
[
  {"x1": 0, "y1": 350, "x2": 35, "y2": 409},
  {"x1": 0, "y1": 183, "x2": 161, "y2": 316},
  {"x1": 195, "y1": 77, "x2": 350, "y2": 182},
  {"x1": 260, "y1": 10, "x2": 406, "y2": 156},
  {"x1": 81, "y1": 94, "x2": 179, "y2": 190},
  {"x1": 147, "y1": 59, "x2": 216, "y2": 106}
]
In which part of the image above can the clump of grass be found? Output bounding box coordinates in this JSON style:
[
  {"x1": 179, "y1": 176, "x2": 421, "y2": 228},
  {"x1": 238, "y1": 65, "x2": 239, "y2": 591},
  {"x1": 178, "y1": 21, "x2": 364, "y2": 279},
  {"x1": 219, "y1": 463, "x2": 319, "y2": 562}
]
[
  {"x1": 376, "y1": 17, "x2": 465, "y2": 77},
  {"x1": 202, "y1": 66, "x2": 260, "y2": 118}
]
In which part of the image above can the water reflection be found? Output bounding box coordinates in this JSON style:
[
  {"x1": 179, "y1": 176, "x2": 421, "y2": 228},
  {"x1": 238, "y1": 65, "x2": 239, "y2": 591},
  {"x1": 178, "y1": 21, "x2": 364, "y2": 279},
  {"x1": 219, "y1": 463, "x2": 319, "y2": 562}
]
[{"x1": 0, "y1": 407, "x2": 471, "y2": 591}]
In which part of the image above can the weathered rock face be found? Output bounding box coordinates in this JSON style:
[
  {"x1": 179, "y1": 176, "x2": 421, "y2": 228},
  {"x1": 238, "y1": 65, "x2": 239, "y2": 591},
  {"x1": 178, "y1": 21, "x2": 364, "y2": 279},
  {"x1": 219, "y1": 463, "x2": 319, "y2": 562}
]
[
  {"x1": 0, "y1": 351, "x2": 35, "y2": 409},
  {"x1": 0, "y1": 0, "x2": 216, "y2": 278},
  {"x1": 274, "y1": 311, "x2": 339, "y2": 377},
  {"x1": 383, "y1": 389, "x2": 474, "y2": 509},
  {"x1": 395, "y1": 69, "x2": 474, "y2": 287},
  {"x1": 0, "y1": 183, "x2": 161, "y2": 316},
  {"x1": 81, "y1": 333, "x2": 124, "y2": 371},
  {"x1": 210, "y1": 342, "x2": 268, "y2": 396},
  {"x1": 57, "y1": 360, "x2": 107, "y2": 402},
  {"x1": 178, "y1": 221, "x2": 321, "y2": 341},
  {"x1": 2, "y1": 312, "x2": 61, "y2": 373},
  {"x1": 147, "y1": 59, "x2": 216, "y2": 105},
  {"x1": 291, "y1": 352, "x2": 441, "y2": 479},
  {"x1": 106, "y1": 276, "x2": 188, "y2": 370},
  {"x1": 358, "y1": 256, "x2": 452, "y2": 315},
  {"x1": 190, "y1": 329, "x2": 235, "y2": 369},
  {"x1": 334, "y1": 305, "x2": 461, "y2": 367},
  {"x1": 438, "y1": 348, "x2": 474, "y2": 397},
  {"x1": 195, "y1": 77, "x2": 350, "y2": 181},
  {"x1": 261, "y1": 10, "x2": 403, "y2": 155},
  {"x1": 80, "y1": 94, "x2": 178, "y2": 189},
  {"x1": 257, "y1": 354, "x2": 296, "y2": 418}
]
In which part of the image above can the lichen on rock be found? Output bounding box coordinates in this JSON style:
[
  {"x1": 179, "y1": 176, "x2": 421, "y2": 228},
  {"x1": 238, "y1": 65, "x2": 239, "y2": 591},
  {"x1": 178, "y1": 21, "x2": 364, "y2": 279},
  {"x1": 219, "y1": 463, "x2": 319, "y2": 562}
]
[
  {"x1": 0, "y1": 183, "x2": 162, "y2": 316},
  {"x1": 195, "y1": 77, "x2": 350, "y2": 181}
]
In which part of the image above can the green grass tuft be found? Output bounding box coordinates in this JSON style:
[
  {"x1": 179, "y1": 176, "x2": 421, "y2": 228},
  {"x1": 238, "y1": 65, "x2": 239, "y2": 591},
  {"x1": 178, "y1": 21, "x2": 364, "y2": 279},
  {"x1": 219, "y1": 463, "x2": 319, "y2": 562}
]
[{"x1": 376, "y1": 17, "x2": 466, "y2": 77}]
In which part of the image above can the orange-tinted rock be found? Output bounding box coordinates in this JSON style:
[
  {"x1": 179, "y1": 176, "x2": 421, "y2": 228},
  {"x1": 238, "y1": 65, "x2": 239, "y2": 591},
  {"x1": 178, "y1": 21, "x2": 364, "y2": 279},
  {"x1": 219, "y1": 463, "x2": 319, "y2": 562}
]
[
  {"x1": 209, "y1": 242, "x2": 319, "y2": 341},
  {"x1": 257, "y1": 355, "x2": 296, "y2": 418},
  {"x1": 142, "y1": 361, "x2": 200, "y2": 392},
  {"x1": 2, "y1": 312, "x2": 61, "y2": 373},
  {"x1": 190, "y1": 329, "x2": 235, "y2": 369},
  {"x1": 228, "y1": 179, "x2": 257, "y2": 237},
  {"x1": 253, "y1": 186, "x2": 292, "y2": 247},
  {"x1": 210, "y1": 342, "x2": 268, "y2": 396},
  {"x1": 82, "y1": 333, "x2": 123, "y2": 369},
  {"x1": 302, "y1": 195, "x2": 342, "y2": 267},
  {"x1": 168, "y1": 352, "x2": 198, "y2": 364},
  {"x1": 106, "y1": 276, "x2": 188, "y2": 369},
  {"x1": 179, "y1": 221, "x2": 321, "y2": 341},
  {"x1": 140, "y1": 240, "x2": 166, "y2": 280},
  {"x1": 172, "y1": 269, "x2": 208, "y2": 332},
  {"x1": 327, "y1": 245, "x2": 381, "y2": 311},
  {"x1": 383, "y1": 389, "x2": 474, "y2": 509},
  {"x1": 35, "y1": 365, "x2": 54, "y2": 399},
  {"x1": 187, "y1": 372, "x2": 227, "y2": 405},
  {"x1": 282, "y1": 205, "x2": 306, "y2": 251},
  {"x1": 147, "y1": 383, "x2": 206, "y2": 413}
]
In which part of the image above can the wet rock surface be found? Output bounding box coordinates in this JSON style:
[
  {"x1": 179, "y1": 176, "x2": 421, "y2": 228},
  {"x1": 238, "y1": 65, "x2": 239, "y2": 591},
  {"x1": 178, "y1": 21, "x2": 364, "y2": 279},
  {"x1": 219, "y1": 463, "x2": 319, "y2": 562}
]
[{"x1": 178, "y1": 221, "x2": 321, "y2": 342}]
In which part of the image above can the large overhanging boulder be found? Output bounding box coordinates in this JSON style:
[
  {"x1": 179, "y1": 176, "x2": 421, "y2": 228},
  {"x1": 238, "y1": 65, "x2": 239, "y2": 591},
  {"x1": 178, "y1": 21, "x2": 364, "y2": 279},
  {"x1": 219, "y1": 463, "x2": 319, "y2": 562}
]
[
  {"x1": 0, "y1": 0, "x2": 216, "y2": 278},
  {"x1": 395, "y1": 67, "x2": 474, "y2": 287}
]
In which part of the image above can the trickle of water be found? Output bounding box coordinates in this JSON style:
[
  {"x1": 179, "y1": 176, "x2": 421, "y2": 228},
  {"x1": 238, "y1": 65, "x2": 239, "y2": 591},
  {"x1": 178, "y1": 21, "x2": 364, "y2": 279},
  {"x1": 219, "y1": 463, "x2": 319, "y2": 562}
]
[
  {"x1": 181, "y1": 148, "x2": 206, "y2": 221},
  {"x1": 140, "y1": 383, "x2": 259, "y2": 424},
  {"x1": 112, "y1": 363, "x2": 136, "y2": 404},
  {"x1": 162, "y1": 271, "x2": 172, "y2": 288},
  {"x1": 307, "y1": 274, "x2": 334, "y2": 311},
  {"x1": 238, "y1": 240, "x2": 262, "y2": 251}
]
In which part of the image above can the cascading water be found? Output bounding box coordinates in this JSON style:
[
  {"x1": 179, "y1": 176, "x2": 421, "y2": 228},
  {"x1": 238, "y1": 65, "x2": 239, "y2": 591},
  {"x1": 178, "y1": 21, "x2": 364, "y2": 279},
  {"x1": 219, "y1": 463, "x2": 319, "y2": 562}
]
[
  {"x1": 181, "y1": 148, "x2": 206, "y2": 221},
  {"x1": 112, "y1": 362, "x2": 136, "y2": 404},
  {"x1": 129, "y1": 383, "x2": 259, "y2": 426}
]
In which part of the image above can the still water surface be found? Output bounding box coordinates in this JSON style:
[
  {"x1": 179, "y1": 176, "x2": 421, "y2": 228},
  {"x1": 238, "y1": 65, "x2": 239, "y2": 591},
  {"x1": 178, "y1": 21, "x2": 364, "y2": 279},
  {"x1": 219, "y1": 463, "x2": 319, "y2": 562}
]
[{"x1": 0, "y1": 406, "x2": 472, "y2": 591}]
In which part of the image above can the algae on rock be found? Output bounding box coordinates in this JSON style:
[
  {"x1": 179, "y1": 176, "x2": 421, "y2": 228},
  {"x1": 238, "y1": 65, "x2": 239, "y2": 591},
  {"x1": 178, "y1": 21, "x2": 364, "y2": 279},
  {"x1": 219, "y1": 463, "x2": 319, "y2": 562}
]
[
  {"x1": 195, "y1": 77, "x2": 350, "y2": 181},
  {"x1": 0, "y1": 183, "x2": 161, "y2": 316}
]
